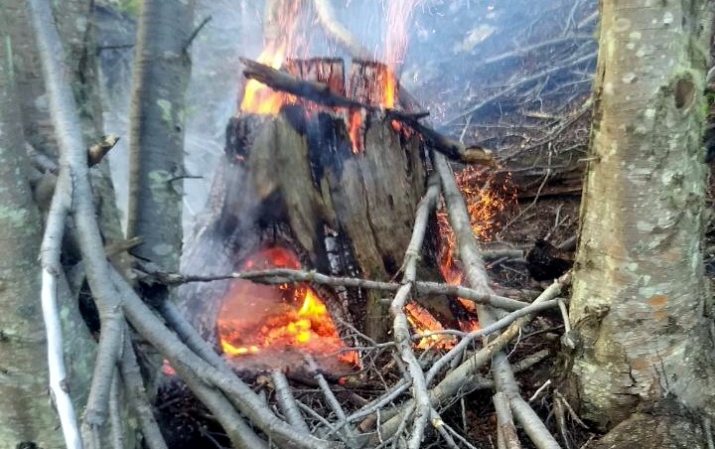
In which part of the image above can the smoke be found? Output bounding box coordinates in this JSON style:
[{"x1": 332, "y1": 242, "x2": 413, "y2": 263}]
[{"x1": 96, "y1": 0, "x2": 597, "y2": 253}]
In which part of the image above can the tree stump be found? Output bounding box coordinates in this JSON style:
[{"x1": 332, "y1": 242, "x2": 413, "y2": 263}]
[{"x1": 179, "y1": 58, "x2": 443, "y2": 366}]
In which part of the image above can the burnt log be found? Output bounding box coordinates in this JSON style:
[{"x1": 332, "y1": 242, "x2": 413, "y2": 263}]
[{"x1": 179, "y1": 58, "x2": 448, "y2": 350}]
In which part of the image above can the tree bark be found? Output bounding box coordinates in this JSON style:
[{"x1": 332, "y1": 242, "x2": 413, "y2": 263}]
[
  {"x1": 0, "y1": 4, "x2": 100, "y2": 446},
  {"x1": 0, "y1": 23, "x2": 66, "y2": 448},
  {"x1": 126, "y1": 0, "x2": 195, "y2": 269},
  {"x1": 563, "y1": 0, "x2": 715, "y2": 431}
]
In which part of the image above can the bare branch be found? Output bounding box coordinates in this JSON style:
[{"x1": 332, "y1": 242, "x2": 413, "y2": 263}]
[
  {"x1": 119, "y1": 327, "x2": 168, "y2": 449},
  {"x1": 272, "y1": 370, "x2": 310, "y2": 433},
  {"x1": 151, "y1": 268, "x2": 530, "y2": 311},
  {"x1": 390, "y1": 178, "x2": 442, "y2": 449},
  {"x1": 435, "y1": 153, "x2": 561, "y2": 449},
  {"x1": 494, "y1": 392, "x2": 521, "y2": 449}
]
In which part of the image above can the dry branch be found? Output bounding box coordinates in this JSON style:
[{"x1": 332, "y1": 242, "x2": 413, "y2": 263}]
[
  {"x1": 435, "y1": 152, "x2": 561, "y2": 449},
  {"x1": 390, "y1": 178, "x2": 441, "y2": 448},
  {"x1": 151, "y1": 267, "x2": 530, "y2": 311},
  {"x1": 119, "y1": 326, "x2": 168, "y2": 449},
  {"x1": 272, "y1": 370, "x2": 310, "y2": 433},
  {"x1": 494, "y1": 392, "x2": 521, "y2": 449},
  {"x1": 28, "y1": 0, "x2": 123, "y2": 445}
]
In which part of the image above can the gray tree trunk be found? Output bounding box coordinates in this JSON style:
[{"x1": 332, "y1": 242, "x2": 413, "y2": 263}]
[
  {"x1": 0, "y1": 22, "x2": 85, "y2": 448},
  {"x1": 563, "y1": 0, "x2": 715, "y2": 435},
  {"x1": 126, "y1": 0, "x2": 195, "y2": 269}
]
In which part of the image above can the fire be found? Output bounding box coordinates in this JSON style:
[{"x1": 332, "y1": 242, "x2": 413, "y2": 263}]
[
  {"x1": 383, "y1": 0, "x2": 417, "y2": 70},
  {"x1": 240, "y1": 43, "x2": 290, "y2": 114},
  {"x1": 405, "y1": 302, "x2": 456, "y2": 349},
  {"x1": 436, "y1": 168, "x2": 515, "y2": 332},
  {"x1": 217, "y1": 247, "x2": 357, "y2": 367},
  {"x1": 237, "y1": 1, "x2": 409, "y2": 153}
]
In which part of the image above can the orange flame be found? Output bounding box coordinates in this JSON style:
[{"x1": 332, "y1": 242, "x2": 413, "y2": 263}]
[
  {"x1": 405, "y1": 302, "x2": 456, "y2": 349},
  {"x1": 240, "y1": 43, "x2": 291, "y2": 114},
  {"x1": 436, "y1": 169, "x2": 515, "y2": 332},
  {"x1": 217, "y1": 247, "x2": 357, "y2": 366}
]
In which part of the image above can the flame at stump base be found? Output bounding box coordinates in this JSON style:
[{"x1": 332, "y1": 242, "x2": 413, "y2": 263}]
[{"x1": 217, "y1": 246, "x2": 357, "y2": 373}]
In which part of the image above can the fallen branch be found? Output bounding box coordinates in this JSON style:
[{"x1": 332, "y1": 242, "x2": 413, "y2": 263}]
[
  {"x1": 119, "y1": 326, "x2": 168, "y2": 449},
  {"x1": 390, "y1": 177, "x2": 442, "y2": 448},
  {"x1": 305, "y1": 355, "x2": 358, "y2": 444},
  {"x1": 494, "y1": 392, "x2": 521, "y2": 449},
  {"x1": 29, "y1": 0, "x2": 123, "y2": 445},
  {"x1": 149, "y1": 267, "x2": 530, "y2": 311},
  {"x1": 272, "y1": 370, "x2": 310, "y2": 433},
  {"x1": 435, "y1": 152, "x2": 561, "y2": 449}
]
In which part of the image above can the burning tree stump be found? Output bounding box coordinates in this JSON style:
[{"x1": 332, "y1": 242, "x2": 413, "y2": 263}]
[{"x1": 179, "y1": 57, "x2": 449, "y2": 373}]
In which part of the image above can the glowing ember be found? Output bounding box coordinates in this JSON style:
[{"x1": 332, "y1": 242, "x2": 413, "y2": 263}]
[
  {"x1": 217, "y1": 247, "x2": 357, "y2": 366},
  {"x1": 405, "y1": 302, "x2": 456, "y2": 349}
]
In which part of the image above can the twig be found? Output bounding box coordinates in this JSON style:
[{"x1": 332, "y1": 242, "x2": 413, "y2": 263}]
[
  {"x1": 119, "y1": 326, "x2": 168, "y2": 449},
  {"x1": 39, "y1": 169, "x2": 80, "y2": 448},
  {"x1": 508, "y1": 390, "x2": 559, "y2": 449},
  {"x1": 184, "y1": 15, "x2": 212, "y2": 52},
  {"x1": 390, "y1": 178, "x2": 442, "y2": 449},
  {"x1": 444, "y1": 51, "x2": 596, "y2": 125},
  {"x1": 28, "y1": 0, "x2": 125, "y2": 445},
  {"x1": 558, "y1": 299, "x2": 571, "y2": 332},
  {"x1": 151, "y1": 268, "x2": 531, "y2": 311},
  {"x1": 272, "y1": 370, "x2": 310, "y2": 433},
  {"x1": 494, "y1": 392, "x2": 521, "y2": 449},
  {"x1": 552, "y1": 393, "x2": 573, "y2": 449},
  {"x1": 431, "y1": 410, "x2": 461, "y2": 449},
  {"x1": 511, "y1": 349, "x2": 551, "y2": 373},
  {"x1": 475, "y1": 35, "x2": 593, "y2": 70},
  {"x1": 305, "y1": 355, "x2": 354, "y2": 442},
  {"x1": 437, "y1": 415, "x2": 480, "y2": 449}
]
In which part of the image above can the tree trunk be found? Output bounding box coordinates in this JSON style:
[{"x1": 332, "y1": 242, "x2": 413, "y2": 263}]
[
  {"x1": 126, "y1": 0, "x2": 195, "y2": 269},
  {"x1": 0, "y1": 4, "x2": 101, "y2": 446},
  {"x1": 0, "y1": 23, "x2": 69, "y2": 448},
  {"x1": 562, "y1": 0, "x2": 715, "y2": 433}
]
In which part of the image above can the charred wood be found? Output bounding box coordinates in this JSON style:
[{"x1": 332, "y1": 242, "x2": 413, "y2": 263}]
[{"x1": 240, "y1": 57, "x2": 497, "y2": 166}]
